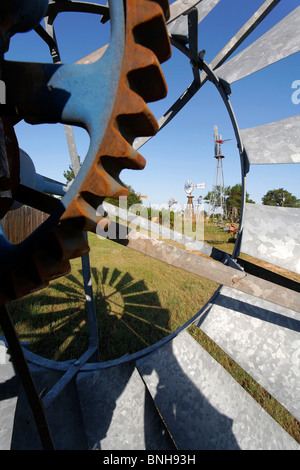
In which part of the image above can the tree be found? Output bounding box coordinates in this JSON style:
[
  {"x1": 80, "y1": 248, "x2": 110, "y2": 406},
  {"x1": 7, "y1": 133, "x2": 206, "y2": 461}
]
[
  {"x1": 204, "y1": 183, "x2": 254, "y2": 220},
  {"x1": 262, "y1": 188, "x2": 300, "y2": 208},
  {"x1": 63, "y1": 156, "x2": 81, "y2": 183},
  {"x1": 63, "y1": 155, "x2": 82, "y2": 183},
  {"x1": 226, "y1": 184, "x2": 255, "y2": 219},
  {"x1": 63, "y1": 164, "x2": 75, "y2": 183}
]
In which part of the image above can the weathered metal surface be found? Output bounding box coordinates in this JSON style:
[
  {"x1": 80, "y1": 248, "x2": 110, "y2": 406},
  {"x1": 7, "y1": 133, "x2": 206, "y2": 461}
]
[
  {"x1": 134, "y1": 0, "x2": 281, "y2": 151},
  {"x1": 41, "y1": 16, "x2": 100, "y2": 366},
  {"x1": 215, "y1": 6, "x2": 300, "y2": 84},
  {"x1": 100, "y1": 220, "x2": 300, "y2": 313},
  {"x1": 0, "y1": 305, "x2": 54, "y2": 449},
  {"x1": 10, "y1": 366, "x2": 89, "y2": 450},
  {"x1": 168, "y1": 0, "x2": 203, "y2": 24},
  {"x1": 0, "y1": 0, "x2": 49, "y2": 55},
  {"x1": 0, "y1": 0, "x2": 126, "y2": 302},
  {"x1": 137, "y1": 330, "x2": 299, "y2": 449},
  {"x1": 1, "y1": 0, "x2": 300, "y2": 451},
  {"x1": 61, "y1": 0, "x2": 171, "y2": 231},
  {"x1": 0, "y1": 0, "x2": 171, "y2": 303},
  {"x1": 59, "y1": 0, "x2": 171, "y2": 233},
  {"x1": 194, "y1": 286, "x2": 300, "y2": 420},
  {"x1": 0, "y1": 1, "x2": 172, "y2": 449},
  {"x1": 208, "y1": 0, "x2": 281, "y2": 71},
  {"x1": 241, "y1": 115, "x2": 300, "y2": 165},
  {"x1": 167, "y1": 0, "x2": 221, "y2": 37},
  {"x1": 241, "y1": 203, "x2": 300, "y2": 275},
  {"x1": 101, "y1": 201, "x2": 239, "y2": 267},
  {"x1": 0, "y1": 212, "x2": 90, "y2": 304},
  {"x1": 0, "y1": 340, "x2": 19, "y2": 450},
  {"x1": 76, "y1": 364, "x2": 175, "y2": 450}
]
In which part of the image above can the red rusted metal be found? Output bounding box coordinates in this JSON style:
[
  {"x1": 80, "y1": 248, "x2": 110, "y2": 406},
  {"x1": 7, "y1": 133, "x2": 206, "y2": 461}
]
[
  {"x1": 0, "y1": 0, "x2": 171, "y2": 302},
  {"x1": 61, "y1": 0, "x2": 171, "y2": 231}
]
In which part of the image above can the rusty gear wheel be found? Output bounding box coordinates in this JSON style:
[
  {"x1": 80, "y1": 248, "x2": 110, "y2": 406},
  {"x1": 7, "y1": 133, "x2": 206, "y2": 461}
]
[
  {"x1": 61, "y1": 0, "x2": 171, "y2": 230},
  {"x1": 0, "y1": 0, "x2": 171, "y2": 303}
]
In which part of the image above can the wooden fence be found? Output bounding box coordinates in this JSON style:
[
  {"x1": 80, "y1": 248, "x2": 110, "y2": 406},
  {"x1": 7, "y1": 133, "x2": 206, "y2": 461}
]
[{"x1": 1, "y1": 206, "x2": 48, "y2": 244}]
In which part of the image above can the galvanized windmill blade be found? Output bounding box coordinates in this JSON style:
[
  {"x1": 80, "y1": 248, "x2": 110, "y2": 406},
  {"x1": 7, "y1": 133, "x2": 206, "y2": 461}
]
[
  {"x1": 134, "y1": 0, "x2": 220, "y2": 150},
  {"x1": 209, "y1": 5, "x2": 300, "y2": 275},
  {"x1": 167, "y1": 0, "x2": 221, "y2": 37},
  {"x1": 134, "y1": 0, "x2": 286, "y2": 150},
  {"x1": 240, "y1": 115, "x2": 300, "y2": 165},
  {"x1": 134, "y1": 0, "x2": 300, "y2": 308},
  {"x1": 1, "y1": 1, "x2": 300, "y2": 451},
  {"x1": 214, "y1": 125, "x2": 218, "y2": 156},
  {"x1": 214, "y1": 5, "x2": 300, "y2": 84},
  {"x1": 240, "y1": 204, "x2": 300, "y2": 275}
]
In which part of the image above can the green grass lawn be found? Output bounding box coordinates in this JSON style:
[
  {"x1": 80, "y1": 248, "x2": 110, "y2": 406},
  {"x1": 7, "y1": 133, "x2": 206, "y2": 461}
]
[
  {"x1": 3, "y1": 223, "x2": 300, "y2": 444},
  {"x1": 6, "y1": 231, "x2": 218, "y2": 362}
]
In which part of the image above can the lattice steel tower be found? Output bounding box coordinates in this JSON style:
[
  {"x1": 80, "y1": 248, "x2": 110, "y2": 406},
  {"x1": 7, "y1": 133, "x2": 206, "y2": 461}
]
[{"x1": 209, "y1": 125, "x2": 227, "y2": 223}]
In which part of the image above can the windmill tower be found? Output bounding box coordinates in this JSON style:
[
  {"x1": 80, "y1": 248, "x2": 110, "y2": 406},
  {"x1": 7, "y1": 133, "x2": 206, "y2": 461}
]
[{"x1": 209, "y1": 125, "x2": 227, "y2": 223}]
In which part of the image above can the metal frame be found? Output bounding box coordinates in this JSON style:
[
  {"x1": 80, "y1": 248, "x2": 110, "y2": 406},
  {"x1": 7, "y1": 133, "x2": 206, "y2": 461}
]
[
  {"x1": 0, "y1": 0, "x2": 299, "y2": 450},
  {"x1": 0, "y1": 0, "x2": 172, "y2": 448}
]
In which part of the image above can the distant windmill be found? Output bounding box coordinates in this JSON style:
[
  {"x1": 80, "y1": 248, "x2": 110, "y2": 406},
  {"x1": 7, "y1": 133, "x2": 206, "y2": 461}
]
[
  {"x1": 168, "y1": 197, "x2": 177, "y2": 209},
  {"x1": 209, "y1": 125, "x2": 230, "y2": 223},
  {"x1": 184, "y1": 179, "x2": 195, "y2": 218}
]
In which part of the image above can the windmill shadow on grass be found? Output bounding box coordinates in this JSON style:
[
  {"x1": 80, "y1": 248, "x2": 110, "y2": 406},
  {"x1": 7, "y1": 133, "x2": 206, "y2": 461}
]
[
  {"x1": 90, "y1": 266, "x2": 172, "y2": 362},
  {"x1": 8, "y1": 266, "x2": 171, "y2": 363},
  {"x1": 4, "y1": 265, "x2": 240, "y2": 450}
]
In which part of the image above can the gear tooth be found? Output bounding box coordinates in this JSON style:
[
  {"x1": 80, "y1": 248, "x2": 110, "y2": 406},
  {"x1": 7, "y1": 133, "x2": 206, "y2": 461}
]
[
  {"x1": 98, "y1": 129, "x2": 146, "y2": 171},
  {"x1": 126, "y1": 42, "x2": 160, "y2": 70},
  {"x1": 121, "y1": 44, "x2": 168, "y2": 103},
  {"x1": 113, "y1": 84, "x2": 158, "y2": 143},
  {"x1": 32, "y1": 247, "x2": 71, "y2": 282},
  {"x1": 129, "y1": 0, "x2": 171, "y2": 64},
  {"x1": 116, "y1": 84, "x2": 157, "y2": 121},
  {"x1": 99, "y1": 125, "x2": 134, "y2": 159},
  {"x1": 152, "y1": 0, "x2": 171, "y2": 20},
  {"x1": 80, "y1": 172, "x2": 128, "y2": 204},
  {"x1": 128, "y1": 0, "x2": 169, "y2": 32},
  {"x1": 117, "y1": 108, "x2": 158, "y2": 144},
  {"x1": 126, "y1": 46, "x2": 168, "y2": 102},
  {"x1": 9, "y1": 261, "x2": 49, "y2": 300},
  {"x1": 0, "y1": 0, "x2": 172, "y2": 302},
  {"x1": 52, "y1": 222, "x2": 90, "y2": 261},
  {"x1": 61, "y1": 195, "x2": 103, "y2": 231},
  {"x1": 100, "y1": 149, "x2": 146, "y2": 180},
  {"x1": 73, "y1": 133, "x2": 137, "y2": 199},
  {"x1": 120, "y1": 145, "x2": 146, "y2": 170},
  {"x1": 128, "y1": 0, "x2": 170, "y2": 22},
  {"x1": 0, "y1": 226, "x2": 85, "y2": 300},
  {"x1": 77, "y1": 165, "x2": 112, "y2": 198}
]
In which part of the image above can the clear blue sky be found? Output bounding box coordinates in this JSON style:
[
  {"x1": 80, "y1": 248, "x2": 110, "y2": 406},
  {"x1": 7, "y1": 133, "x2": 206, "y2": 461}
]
[{"x1": 4, "y1": 0, "x2": 300, "y2": 210}]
